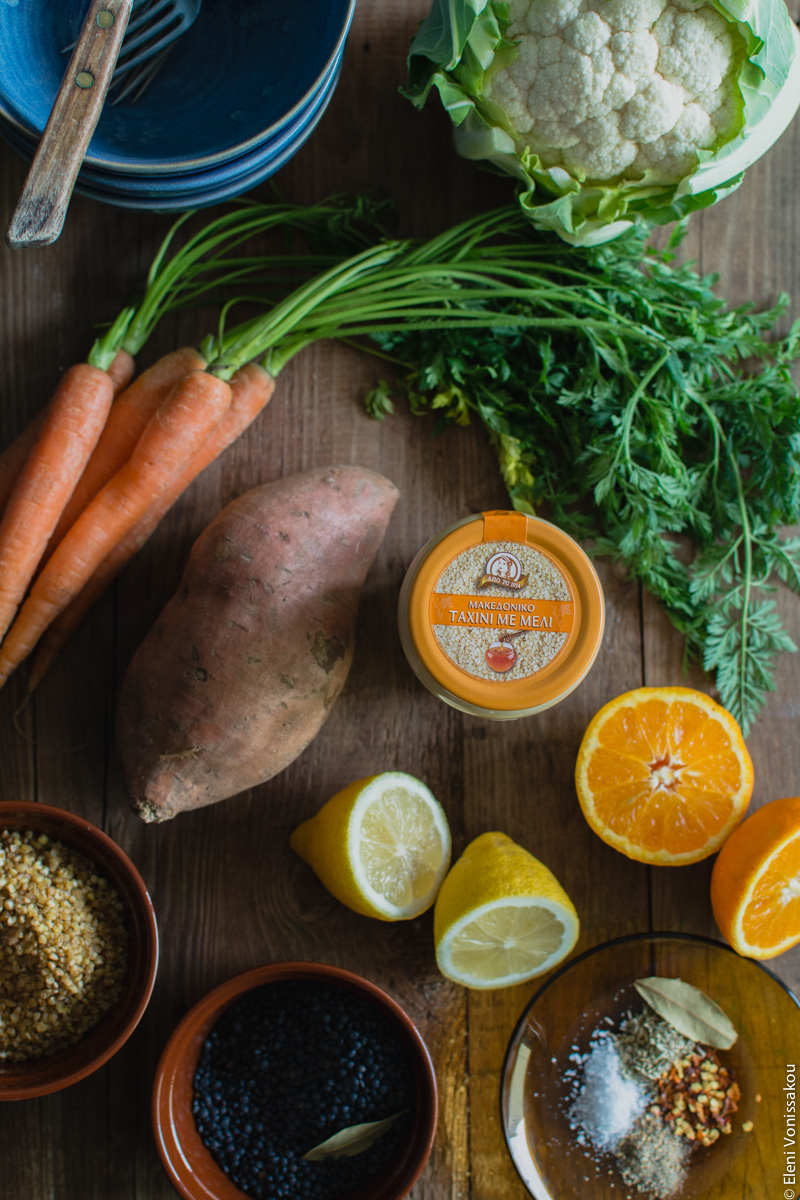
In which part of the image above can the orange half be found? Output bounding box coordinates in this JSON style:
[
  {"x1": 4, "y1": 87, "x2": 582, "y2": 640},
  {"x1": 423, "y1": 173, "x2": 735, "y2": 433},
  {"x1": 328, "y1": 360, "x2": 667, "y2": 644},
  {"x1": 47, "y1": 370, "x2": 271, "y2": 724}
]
[
  {"x1": 711, "y1": 796, "x2": 800, "y2": 958},
  {"x1": 575, "y1": 687, "x2": 753, "y2": 865}
]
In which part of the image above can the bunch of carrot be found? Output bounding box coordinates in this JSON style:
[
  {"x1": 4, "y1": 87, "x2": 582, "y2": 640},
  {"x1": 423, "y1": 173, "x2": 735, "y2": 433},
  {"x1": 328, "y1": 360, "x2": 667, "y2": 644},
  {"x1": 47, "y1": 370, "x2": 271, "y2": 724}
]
[
  {"x1": 0, "y1": 196, "x2": 389, "y2": 691},
  {"x1": 0, "y1": 200, "x2": 611, "y2": 692}
]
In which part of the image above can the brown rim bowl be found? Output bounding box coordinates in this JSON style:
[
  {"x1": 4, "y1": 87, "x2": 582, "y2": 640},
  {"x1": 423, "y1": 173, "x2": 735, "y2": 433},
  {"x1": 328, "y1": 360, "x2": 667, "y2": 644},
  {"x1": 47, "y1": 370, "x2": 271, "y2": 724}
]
[
  {"x1": 152, "y1": 961, "x2": 439, "y2": 1200},
  {"x1": 0, "y1": 800, "x2": 159, "y2": 1100}
]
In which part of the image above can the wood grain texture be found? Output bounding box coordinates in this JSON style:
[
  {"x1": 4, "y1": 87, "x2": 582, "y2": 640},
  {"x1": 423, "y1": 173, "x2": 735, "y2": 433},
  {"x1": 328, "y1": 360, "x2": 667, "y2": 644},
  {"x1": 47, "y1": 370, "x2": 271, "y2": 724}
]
[
  {"x1": 6, "y1": 0, "x2": 134, "y2": 249},
  {"x1": 1, "y1": 1, "x2": 799, "y2": 1197}
]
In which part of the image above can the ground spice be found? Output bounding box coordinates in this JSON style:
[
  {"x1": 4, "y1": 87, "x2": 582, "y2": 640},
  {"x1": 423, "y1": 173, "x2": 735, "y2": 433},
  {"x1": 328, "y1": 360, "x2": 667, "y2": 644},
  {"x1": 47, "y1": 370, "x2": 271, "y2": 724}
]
[
  {"x1": 0, "y1": 828, "x2": 128, "y2": 1061},
  {"x1": 615, "y1": 1111, "x2": 692, "y2": 1198},
  {"x1": 616, "y1": 1009, "x2": 697, "y2": 1081}
]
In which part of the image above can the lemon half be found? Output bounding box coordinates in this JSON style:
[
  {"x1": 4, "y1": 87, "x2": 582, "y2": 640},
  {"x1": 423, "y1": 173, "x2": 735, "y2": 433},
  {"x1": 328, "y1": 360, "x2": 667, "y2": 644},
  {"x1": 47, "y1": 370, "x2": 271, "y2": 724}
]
[
  {"x1": 434, "y1": 832, "x2": 579, "y2": 989},
  {"x1": 290, "y1": 772, "x2": 452, "y2": 921}
]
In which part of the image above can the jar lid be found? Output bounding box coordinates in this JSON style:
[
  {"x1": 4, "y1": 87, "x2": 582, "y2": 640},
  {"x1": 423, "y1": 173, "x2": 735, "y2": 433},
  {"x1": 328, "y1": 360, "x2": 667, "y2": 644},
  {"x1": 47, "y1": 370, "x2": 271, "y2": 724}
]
[{"x1": 403, "y1": 511, "x2": 604, "y2": 715}]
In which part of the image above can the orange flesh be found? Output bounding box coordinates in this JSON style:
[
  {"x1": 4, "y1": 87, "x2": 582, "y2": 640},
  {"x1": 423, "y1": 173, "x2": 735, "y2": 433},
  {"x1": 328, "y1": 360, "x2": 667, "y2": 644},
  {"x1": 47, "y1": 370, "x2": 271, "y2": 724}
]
[
  {"x1": 584, "y1": 697, "x2": 746, "y2": 856},
  {"x1": 742, "y1": 836, "x2": 800, "y2": 949}
]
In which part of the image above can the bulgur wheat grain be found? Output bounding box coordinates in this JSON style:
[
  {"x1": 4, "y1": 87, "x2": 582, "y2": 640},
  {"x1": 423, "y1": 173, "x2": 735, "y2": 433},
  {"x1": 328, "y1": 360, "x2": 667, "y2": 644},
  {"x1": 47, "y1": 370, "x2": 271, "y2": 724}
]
[{"x1": 0, "y1": 828, "x2": 128, "y2": 1061}]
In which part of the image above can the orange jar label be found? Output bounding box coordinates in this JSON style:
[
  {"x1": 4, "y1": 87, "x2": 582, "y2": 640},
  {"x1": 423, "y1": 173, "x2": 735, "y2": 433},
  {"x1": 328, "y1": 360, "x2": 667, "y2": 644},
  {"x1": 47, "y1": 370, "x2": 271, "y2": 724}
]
[
  {"x1": 401, "y1": 509, "x2": 604, "y2": 717},
  {"x1": 429, "y1": 539, "x2": 574, "y2": 682}
]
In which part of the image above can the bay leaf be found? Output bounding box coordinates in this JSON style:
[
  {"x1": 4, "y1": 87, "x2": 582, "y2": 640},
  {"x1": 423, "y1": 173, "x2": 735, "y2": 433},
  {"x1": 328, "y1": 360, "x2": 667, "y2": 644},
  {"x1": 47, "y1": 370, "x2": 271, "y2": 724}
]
[
  {"x1": 634, "y1": 976, "x2": 738, "y2": 1049},
  {"x1": 301, "y1": 1111, "x2": 408, "y2": 1162}
]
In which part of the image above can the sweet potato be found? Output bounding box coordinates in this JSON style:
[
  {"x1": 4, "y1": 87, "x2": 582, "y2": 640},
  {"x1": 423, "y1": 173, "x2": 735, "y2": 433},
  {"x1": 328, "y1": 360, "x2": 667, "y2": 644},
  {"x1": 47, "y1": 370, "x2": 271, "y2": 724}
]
[{"x1": 116, "y1": 466, "x2": 399, "y2": 822}]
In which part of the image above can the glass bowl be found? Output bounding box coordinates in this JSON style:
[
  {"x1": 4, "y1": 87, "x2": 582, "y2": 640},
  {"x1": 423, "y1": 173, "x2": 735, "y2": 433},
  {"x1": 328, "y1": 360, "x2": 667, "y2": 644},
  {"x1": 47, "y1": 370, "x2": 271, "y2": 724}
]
[
  {"x1": 501, "y1": 932, "x2": 799, "y2": 1200},
  {"x1": 153, "y1": 961, "x2": 438, "y2": 1200},
  {"x1": 0, "y1": 800, "x2": 158, "y2": 1100}
]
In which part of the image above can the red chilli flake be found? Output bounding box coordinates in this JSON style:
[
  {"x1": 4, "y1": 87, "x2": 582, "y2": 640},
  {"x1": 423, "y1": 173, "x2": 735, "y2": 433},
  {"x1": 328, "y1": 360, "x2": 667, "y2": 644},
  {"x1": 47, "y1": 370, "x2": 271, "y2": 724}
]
[{"x1": 654, "y1": 1049, "x2": 741, "y2": 1146}]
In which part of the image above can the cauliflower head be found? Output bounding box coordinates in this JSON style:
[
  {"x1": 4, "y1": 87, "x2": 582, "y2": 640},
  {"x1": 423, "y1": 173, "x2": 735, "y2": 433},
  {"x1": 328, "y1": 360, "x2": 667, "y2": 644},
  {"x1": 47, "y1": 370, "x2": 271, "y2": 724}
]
[
  {"x1": 487, "y1": 0, "x2": 742, "y2": 184},
  {"x1": 406, "y1": 0, "x2": 799, "y2": 243}
]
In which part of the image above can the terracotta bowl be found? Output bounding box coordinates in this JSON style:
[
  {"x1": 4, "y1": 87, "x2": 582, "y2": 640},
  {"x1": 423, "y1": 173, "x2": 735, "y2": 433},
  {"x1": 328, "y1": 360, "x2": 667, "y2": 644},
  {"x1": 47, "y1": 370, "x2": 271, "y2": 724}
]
[
  {"x1": 0, "y1": 800, "x2": 158, "y2": 1100},
  {"x1": 153, "y1": 961, "x2": 439, "y2": 1200}
]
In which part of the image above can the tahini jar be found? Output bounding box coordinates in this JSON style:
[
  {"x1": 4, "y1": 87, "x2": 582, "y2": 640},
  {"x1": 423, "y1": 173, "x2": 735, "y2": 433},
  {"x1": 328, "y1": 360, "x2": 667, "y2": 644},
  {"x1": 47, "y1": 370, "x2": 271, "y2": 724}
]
[{"x1": 398, "y1": 510, "x2": 604, "y2": 720}]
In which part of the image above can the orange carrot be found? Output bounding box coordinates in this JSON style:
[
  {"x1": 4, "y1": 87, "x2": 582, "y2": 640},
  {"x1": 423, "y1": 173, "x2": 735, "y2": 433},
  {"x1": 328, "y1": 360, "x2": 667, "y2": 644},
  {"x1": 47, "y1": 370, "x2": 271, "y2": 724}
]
[
  {"x1": 42, "y1": 346, "x2": 206, "y2": 564},
  {"x1": 0, "y1": 411, "x2": 47, "y2": 513},
  {"x1": 0, "y1": 370, "x2": 233, "y2": 686},
  {"x1": 0, "y1": 348, "x2": 136, "y2": 515},
  {"x1": 0, "y1": 363, "x2": 116, "y2": 643},
  {"x1": 26, "y1": 362, "x2": 275, "y2": 692},
  {"x1": 105, "y1": 348, "x2": 136, "y2": 396}
]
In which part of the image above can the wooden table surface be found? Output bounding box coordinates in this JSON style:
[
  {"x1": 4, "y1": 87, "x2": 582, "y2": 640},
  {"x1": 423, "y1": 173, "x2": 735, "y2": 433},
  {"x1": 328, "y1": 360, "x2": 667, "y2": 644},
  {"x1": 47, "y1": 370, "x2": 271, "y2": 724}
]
[{"x1": 1, "y1": 3, "x2": 799, "y2": 1198}]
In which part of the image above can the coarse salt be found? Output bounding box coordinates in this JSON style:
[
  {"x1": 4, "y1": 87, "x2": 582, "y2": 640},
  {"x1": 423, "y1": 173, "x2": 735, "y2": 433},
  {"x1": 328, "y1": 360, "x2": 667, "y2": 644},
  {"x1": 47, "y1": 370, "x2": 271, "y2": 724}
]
[{"x1": 569, "y1": 1034, "x2": 648, "y2": 1150}]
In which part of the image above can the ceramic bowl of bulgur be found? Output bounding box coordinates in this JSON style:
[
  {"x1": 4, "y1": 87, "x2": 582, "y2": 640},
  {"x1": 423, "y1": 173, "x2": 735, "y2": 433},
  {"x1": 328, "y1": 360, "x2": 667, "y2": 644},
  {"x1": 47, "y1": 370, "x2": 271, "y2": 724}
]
[{"x1": 0, "y1": 800, "x2": 158, "y2": 1099}]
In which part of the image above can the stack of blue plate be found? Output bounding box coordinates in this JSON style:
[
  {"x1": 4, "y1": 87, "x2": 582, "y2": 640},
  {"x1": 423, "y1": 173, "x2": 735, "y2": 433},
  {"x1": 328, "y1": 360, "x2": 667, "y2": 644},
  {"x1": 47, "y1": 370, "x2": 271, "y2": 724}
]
[{"x1": 0, "y1": 0, "x2": 356, "y2": 210}]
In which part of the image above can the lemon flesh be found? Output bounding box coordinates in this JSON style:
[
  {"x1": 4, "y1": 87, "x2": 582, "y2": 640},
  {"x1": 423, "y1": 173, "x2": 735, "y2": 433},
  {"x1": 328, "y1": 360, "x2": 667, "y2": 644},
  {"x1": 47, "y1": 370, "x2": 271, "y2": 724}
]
[
  {"x1": 433, "y1": 832, "x2": 580, "y2": 989},
  {"x1": 437, "y1": 898, "x2": 577, "y2": 988},
  {"x1": 290, "y1": 772, "x2": 452, "y2": 921},
  {"x1": 357, "y1": 785, "x2": 446, "y2": 909}
]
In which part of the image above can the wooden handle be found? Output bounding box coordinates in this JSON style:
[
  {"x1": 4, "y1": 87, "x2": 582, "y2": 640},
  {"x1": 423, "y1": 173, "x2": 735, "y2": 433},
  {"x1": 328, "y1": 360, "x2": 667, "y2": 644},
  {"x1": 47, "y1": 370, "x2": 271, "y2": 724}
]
[{"x1": 5, "y1": 0, "x2": 134, "y2": 249}]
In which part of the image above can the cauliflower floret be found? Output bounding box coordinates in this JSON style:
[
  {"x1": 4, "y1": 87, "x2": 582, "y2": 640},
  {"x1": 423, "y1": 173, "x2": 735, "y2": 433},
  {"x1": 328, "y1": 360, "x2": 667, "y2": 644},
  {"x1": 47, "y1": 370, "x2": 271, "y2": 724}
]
[
  {"x1": 565, "y1": 12, "x2": 611, "y2": 55},
  {"x1": 610, "y1": 31, "x2": 659, "y2": 83},
  {"x1": 602, "y1": 71, "x2": 637, "y2": 110},
  {"x1": 564, "y1": 136, "x2": 639, "y2": 179},
  {"x1": 601, "y1": 0, "x2": 667, "y2": 33},
  {"x1": 670, "y1": 0, "x2": 713, "y2": 12},
  {"x1": 633, "y1": 101, "x2": 717, "y2": 177},
  {"x1": 506, "y1": 0, "x2": 535, "y2": 23},
  {"x1": 562, "y1": 112, "x2": 638, "y2": 179},
  {"x1": 529, "y1": 46, "x2": 597, "y2": 123},
  {"x1": 507, "y1": 34, "x2": 539, "y2": 88},
  {"x1": 620, "y1": 76, "x2": 685, "y2": 142},
  {"x1": 536, "y1": 35, "x2": 570, "y2": 68},
  {"x1": 524, "y1": 0, "x2": 584, "y2": 38},
  {"x1": 656, "y1": 8, "x2": 734, "y2": 98},
  {"x1": 487, "y1": 72, "x2": 533, "y2": 131},
  {"x1": 589, "y1": 44, "x2": 615, "y2": 87},
  {"x1": 530, "y1": 118, "x2": 583, "y2": 149},
  {"x1": 708, "y1": 90, "x2": 741, "y2": 140}
]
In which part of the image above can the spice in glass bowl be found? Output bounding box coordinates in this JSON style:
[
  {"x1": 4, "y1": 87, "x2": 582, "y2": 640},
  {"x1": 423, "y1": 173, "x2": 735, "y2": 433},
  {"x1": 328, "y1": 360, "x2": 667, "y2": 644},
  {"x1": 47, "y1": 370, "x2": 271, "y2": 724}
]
[{"x1": 565, "y1": 980, "x2": 742, "y2": 1198}]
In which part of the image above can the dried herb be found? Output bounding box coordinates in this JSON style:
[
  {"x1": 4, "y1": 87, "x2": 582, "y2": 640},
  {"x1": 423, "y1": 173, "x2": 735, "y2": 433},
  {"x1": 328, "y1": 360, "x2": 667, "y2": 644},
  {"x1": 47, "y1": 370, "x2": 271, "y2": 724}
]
[
  {"x1": 301, "y1": 1111, "x2": 408, "y2": 1162},
  {"x1": 634, "y1": 977, "x2": 738, "y2": 1050},
  {"x1": 615, "y1": 1009, "x2": 697, "y2": 1082}
]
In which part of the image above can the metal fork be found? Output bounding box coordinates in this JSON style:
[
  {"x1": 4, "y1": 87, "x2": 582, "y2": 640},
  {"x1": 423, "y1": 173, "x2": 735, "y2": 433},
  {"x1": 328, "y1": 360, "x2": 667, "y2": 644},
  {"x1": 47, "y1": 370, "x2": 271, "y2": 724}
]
[
  {"x1": 107, "y1": 0, "x2": 203, "y2": 103},
  {"x1": 64, "y1": 0, "x2": 203, "y2": 105}
]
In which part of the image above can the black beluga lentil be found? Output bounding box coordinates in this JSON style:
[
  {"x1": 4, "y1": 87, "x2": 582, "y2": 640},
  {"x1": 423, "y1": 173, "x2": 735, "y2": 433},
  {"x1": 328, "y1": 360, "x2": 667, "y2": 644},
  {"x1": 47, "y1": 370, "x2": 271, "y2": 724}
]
[{"x1": 192, "y1": 979, "x2": 416, "y2": 1200}]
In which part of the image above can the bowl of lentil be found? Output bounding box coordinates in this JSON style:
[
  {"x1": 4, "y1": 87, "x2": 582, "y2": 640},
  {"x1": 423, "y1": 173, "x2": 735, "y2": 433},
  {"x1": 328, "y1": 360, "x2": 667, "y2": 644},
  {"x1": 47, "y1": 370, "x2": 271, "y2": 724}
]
[
  {"x1": 152, "y1": 961, "x2": 438, "y2": 1200},
  {"x1": 0, "y1": 800, "x2": 158, "y2": 1100},
  {"x1": 501, "y1": 932, "x2": 800, "y2": 1200}
]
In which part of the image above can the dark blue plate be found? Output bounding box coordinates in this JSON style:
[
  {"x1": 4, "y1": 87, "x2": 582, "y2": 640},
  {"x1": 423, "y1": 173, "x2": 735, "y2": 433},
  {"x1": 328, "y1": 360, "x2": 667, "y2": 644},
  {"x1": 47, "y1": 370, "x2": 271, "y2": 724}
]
[
  {"x1": 0, "y1": 59, "x2": 340, "y2": 208},
  {"x1": 0, "y1": 0, "x2": 355, "y2": 174},
  {"x1": 75, "y1": 80, "x2": 337, "y2": 209},
  {"x1": 55, "y1": 52, "x2": 340, "y2": 194}
]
